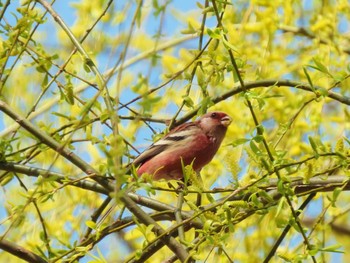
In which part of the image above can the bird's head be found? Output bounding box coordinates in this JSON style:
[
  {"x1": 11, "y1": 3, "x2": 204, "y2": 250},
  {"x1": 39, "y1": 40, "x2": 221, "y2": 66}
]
[{"x1": 197, "y1": 111, "x2": 232, "y2": 134}]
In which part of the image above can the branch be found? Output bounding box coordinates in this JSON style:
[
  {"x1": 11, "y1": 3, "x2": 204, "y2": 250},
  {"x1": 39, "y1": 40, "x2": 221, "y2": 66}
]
[
  {"x1": 0, "y1": 162, "x2": 109, "y2": 195},
  {"x1": 303, "y1": 217, "x2": 350, "y2": 236},
  {"x1": 0, "y1": 34, "x2": 194, "y2": 138},
  {"x1": 3, "y1": 160, "x2": 349, "y2": 214},
  {"x1": 279, "y1": 25, "x2": 350, "y2": 55},
  {"x1": 120, "y1": 194, "x2": 191, "y2": 262},
  {"x1": 0, "y1": 100, "x2": 111, "y2": 190},
  {"x1": 174, "y1": 79, "x2": 350, "y2": 126},
  {"x1": 0, "y1": 239, "x2": 47, "y2": 263},
  {"x1": 55, "y1": 174, "x2": 350, "y2": 262},
  {"x1": 265, "y1": 175, "x2": 350, "y2": 195},
  {"x1": 263, "y1": 193, "x2": 316, "y2": 263}
]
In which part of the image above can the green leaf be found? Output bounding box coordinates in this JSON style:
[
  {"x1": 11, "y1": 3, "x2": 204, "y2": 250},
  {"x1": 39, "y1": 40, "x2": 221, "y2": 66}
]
[
  {"x1": 256, "y1": 125, "x2": 265, "y2": 135},
  {"x1": 311, "y1": 57, "x2": 331, "y2": 76},
  {"x1": 331, "y1": 187, "x2": 342, "y2": 207},
  {"x1": 202, "y1": 6, "x2": 214, "y2": 14},
  {"x1": 83, "y1": 59, "x2": 92, "y2": 73},
  {"x1": 52, "y1": 112, "x2": 74, "y2": 121},
  {"x1": 207, "y1": 28, "x2": 221, "y2": 39},
  {"x1": 277, "y1": 179, "x2": 286, "y2": 194},
  {"x1": 230, "y1": 138, "x2": 249, "y2": 147},
  {"x1": 308, "y1": 136, "x2": 319, "y2": 157},
  {"x1": 206, "y1": 193, "x2": 215, "y2": 203},
  {"x1": 277, "y1": 251, "x2": 294, "y2": 262},
  {"x1": 198, "y1": 97, "x2": 214, "y2": 115},
  {"x1": 252, "y1": 134, "x2": 264, "y2": 143},
  {"x1": 260, "y1": 157, "x2": 270, "y2": 171},
  {"x1": 41, "y1": 74, "x2": 49, "y2": 89},
  {"x1": 249, "y1": 140, "x2": 261, "y2": 156},
  {"x1": 344, "y1": 136, "x2": 350, "y2": 146},
  {"x1": 275, "y1": 197, "x2": 286, "y2": 219},
  {"x1": 0, "y1": 175, "x2": 13, "y2": 186},
  {"x1": 85, "y1": 220, "x2": 97, "y2": 230},
  {"x1": 180, "y1": 22, "x2": 197, "y2": 34},
  {"x1": 36, "y1": 65, "x2": 46, "y2": 73},
  {"x1": 320, "y1": 244, "x2": 344, "y2": 253},
  {"x1": 221, "y1": 35, "x2": 236, "y2": 51},
  {"x1": 203, "y1": 220, "x2": 213, "y2": 231},
  {"x1": 66, "y1": 83, "x2": 75, "y2": 105},
  {"x1": 303, "y1": 66, "x2": 315, "y2": 92}
]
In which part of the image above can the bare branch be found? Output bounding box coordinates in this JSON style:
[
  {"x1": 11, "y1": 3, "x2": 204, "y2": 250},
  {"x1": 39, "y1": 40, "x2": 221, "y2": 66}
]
[{"x1": 0, "y1": 239, "x2": 47, "y2": 263}]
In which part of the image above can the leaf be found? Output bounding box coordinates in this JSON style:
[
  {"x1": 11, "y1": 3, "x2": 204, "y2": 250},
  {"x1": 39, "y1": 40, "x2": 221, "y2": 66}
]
[
  {"x1": 260, "y1": 157, "x2": 270, "y2": 171},
  {"x1": 277, "y1": 251, "x2": 294, "y2": 262},
  {"x1": 203, "y1": 219, "x2": 213, "y2": 231},
  {"x1": 65, "y1": 82, "x2": 75, "y2": 105},
  {"x1": 180, "y1": 21, "x2": 197, "y2": 34},
  {"x1": 308, "y1": 136, "x2": 319, "y2": 157},
  {"x1": 249, "y1": 140, "x2": 261, "y2": 156},
  {"x1": 85, "y1": 220, "x2": 97, "y2": 230},
  {"x1": 275, "y1": 197, "x2": 286, "y2": 219},
  {"x1": 252, "y1": 134, "x2": 264, "y2": 143},
  {"x1": 206, "y1": 193, "x2": 215, "y2": 203},
  {"x1": 182, "y1": 95, "x2": 194, "y2": 109},
  {"x1": 0, "y1": 175, "x2": 13, "y2": 186},
  {"x1": 207, "y1": 28, "x2": 221, "y2": 39},
  {"x1": 41, "y1": 74, "x2": 48, "y2": 89},
  {"x1": 52, "y1": 112, "x2": 74, "y2": 121},
  {"x1": 256, "y1": 125, "x2": 265, "y2": 136},
  {"x1": 198, "y1": 97, "x2": 214, "y2": 115},
  {"x1": 202, "y1": 6, "x2": 214, "y2": 14},
  {"x1": 320, "y1": 244, "x2": 344, "y2": 253},
  {"x1": 36, "y1": 65, "x2": 46, "y2": 73},
  {"x1": 331, "y1": 187, "x2": 342, "y2": 207},
  {"x1": 344, "y1": 136, "x2": 350, "y2": 146},
  {"x1": 221, "y1": 35, "x2": 236, "y2": 52},
  {"x1": 303, "y1": 66, "x2": 315, "y2": 92},
  {"x1": 311, "y1": 57, "x2": 331, "y2": 76},
  {"x1": 83, "y1": 59, "x2": 92, "y2": 73},
  {"x1": 230, "y1": 138, "x2": 249, "y2": 147}
]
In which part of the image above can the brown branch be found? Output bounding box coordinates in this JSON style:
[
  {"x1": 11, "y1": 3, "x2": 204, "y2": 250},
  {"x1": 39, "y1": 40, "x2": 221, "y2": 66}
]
[
  {"x1": 0, "y1": 100, "x2": 112, "y2": 190},
  {"x1": 0, "y1": 239, "x2": 47, "y2": 263},
  {"x1": 265, "y1": 175, "x2": 350, "y2": 195},
  {"x1": 80, "y1": 196, "x2": 112, "y2": 242},
  {"x1": 42, "y1": 173, "x2": 350, "y2": 262},
  {"x1": 279, "y1": 25, "x2": 350, "y2": 55},
  {"x1": 174, "y1": 79, "x2": 350, "y2": 126},
  {"x1": 2, "y1": 160, "x2": 349, "y2": 262},
  {"x1": 2, "y1": 160, "x2": 350, "y2": 213},
  {"x1": 303, "y1": 218, "x2": 350, "y2": 236},
  {"x1": 120, "y1": 194, "x2": 192, "y2": 262},
  {"x1": 0, "y1": 162, "x2": 109, "y2": 195}
]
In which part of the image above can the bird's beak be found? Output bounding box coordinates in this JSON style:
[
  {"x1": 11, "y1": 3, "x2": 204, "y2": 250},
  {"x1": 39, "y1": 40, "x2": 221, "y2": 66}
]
[{"x1": 221, "y1": 115, "x2": 232, "y2": 127}]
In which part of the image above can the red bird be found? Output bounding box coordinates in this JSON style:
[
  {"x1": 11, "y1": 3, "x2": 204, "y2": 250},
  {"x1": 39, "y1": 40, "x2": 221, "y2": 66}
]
[{"x1": 134, "y1": 112, "x2": 231, "y2": 180}]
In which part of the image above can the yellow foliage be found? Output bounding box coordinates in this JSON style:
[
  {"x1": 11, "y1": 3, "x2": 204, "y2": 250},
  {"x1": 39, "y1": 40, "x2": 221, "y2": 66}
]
[
  {"x1": 1, "y1": 0, "x2": 350, "y2": 262},
  {"x1": 132, "y1": 34, "x2": 155, "y2": 52}
]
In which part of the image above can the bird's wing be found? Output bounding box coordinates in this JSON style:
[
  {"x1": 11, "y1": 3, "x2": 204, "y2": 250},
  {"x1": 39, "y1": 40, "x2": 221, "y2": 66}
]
[{"x1": 132, "y1": 122, "x2": 198, "y2": 167}]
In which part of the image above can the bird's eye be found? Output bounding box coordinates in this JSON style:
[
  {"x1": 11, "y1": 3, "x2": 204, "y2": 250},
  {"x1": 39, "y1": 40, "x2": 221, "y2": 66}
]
[{"x1": 211, "y1": 112, "x2": 217, "y2": 118}]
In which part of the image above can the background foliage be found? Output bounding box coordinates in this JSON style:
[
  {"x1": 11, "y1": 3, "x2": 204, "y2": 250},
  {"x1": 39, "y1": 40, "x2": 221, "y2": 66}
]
[{"x1": 1, "y1": 0, "x2": 350, "y2": 262}]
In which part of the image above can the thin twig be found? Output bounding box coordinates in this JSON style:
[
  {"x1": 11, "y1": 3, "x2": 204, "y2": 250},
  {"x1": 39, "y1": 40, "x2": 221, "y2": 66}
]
[{"x1": 263, "y1": 193, "x2": 316, "y2": 262}]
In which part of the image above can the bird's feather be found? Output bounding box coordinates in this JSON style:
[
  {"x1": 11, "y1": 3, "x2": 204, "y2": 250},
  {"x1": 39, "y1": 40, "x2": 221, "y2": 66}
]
[{"x1": 132, "y1": 122, "x2": 198, "y2": 167}]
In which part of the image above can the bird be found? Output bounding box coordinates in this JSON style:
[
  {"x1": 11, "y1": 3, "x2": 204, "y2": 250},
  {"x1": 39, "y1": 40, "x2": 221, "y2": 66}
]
[{"x1": 133, "y1": 111, "x2": 232, "y2": 180}]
